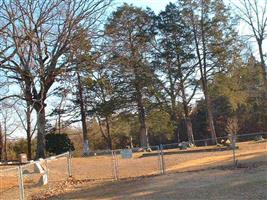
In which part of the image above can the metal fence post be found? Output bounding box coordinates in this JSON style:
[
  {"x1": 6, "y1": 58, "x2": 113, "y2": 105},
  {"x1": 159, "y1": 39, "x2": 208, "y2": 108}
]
[
  {"x1": 45, "y1": 159, "x2": 49, "y2": 182},
  {"x1": 157, "y1": 146, "x2": 162, "y2": 175},
  {"x1": 232, "y1": 134, "x2": 237, "y2": 167},
  {"x1": 160, "y1": 144, "x2": 165, "y2": 175},
  {"x1": 112, "y1": 150, "x2": 119, "y2": 180},
  {"x1": 67, "y1": 151, "x2": 72, "y2": 177},
  {"x1": 18, "y1": 165, "x2": 25, "y2": 200},
  {"x1": 112, "y1": 151, "x2": 116, "y2": 180},
  {"x1": 115, "y1": 151, "x2": 119, "y2": 179}
]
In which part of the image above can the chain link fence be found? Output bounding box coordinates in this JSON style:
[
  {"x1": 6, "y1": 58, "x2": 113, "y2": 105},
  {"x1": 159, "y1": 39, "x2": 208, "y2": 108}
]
[
  {"x1": 0, "y1": 152, "x2": 71, "y2": 200},
  {"x1": 0, "y1": 166, "x2": 20, "y2": 200},
  {"x1": 0, "y1": 132, "x2": 266, "y2": 200},
  {"x1": 71, "y1": 150, "x2": 114, "y2": 181},
  {"x1": 159, "y1": 132, "x2": 267, "y2": 174}
]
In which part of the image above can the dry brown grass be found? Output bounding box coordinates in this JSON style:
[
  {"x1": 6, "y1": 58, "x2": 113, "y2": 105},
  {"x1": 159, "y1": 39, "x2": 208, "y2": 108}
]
[
  {"x1": 0, "y1": 140, "x2": 266, "y2": 200},
  {"x1": 46, "y1": 163, "x2": 267, "y2": 200}
]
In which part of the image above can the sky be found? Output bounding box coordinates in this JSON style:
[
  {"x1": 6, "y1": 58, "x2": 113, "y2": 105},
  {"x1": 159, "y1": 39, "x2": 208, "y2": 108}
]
[{"x1": 116, "y1": 0, "x2": 176, "y2": 13}]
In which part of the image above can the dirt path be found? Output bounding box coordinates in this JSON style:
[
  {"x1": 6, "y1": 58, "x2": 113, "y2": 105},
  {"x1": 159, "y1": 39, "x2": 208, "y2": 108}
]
[{"x1": 48, "y1": 163, "x2": 267, "y2": 200}]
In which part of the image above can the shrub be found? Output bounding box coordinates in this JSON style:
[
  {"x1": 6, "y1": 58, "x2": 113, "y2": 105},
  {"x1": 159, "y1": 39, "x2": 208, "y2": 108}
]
[{"x1": 45, "y1": 133, "x2": 75, "y2": 155}]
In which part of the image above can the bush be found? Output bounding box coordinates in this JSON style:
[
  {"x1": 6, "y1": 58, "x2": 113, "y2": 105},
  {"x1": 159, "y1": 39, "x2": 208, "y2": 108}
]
[{"x1": 45, "y1": 133, "x2": 75, "y2": 155}]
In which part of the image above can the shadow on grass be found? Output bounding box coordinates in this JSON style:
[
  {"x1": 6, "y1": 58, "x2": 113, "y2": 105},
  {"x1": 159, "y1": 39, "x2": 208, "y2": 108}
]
[{"x1": 38, "y1": 153, "x2": 267, "y2": 200}]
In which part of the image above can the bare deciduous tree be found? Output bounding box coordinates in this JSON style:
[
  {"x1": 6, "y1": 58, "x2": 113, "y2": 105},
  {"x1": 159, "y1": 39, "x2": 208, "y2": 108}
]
[
  {"x1": 235, "y1": 0, "x2": 267, "y2": 90},
  {"x1": 0, "y1": 103, "x2": 19, "y2": 161},
  {"x1": 0, "y1": 0, "x2": 112, "y2": 158},
  {"x1": 14, "y1": 102, "x2": 37, "y2": 160},
  {"x1": 225, "y1": 117, "x2": 240, "y2": 136}
]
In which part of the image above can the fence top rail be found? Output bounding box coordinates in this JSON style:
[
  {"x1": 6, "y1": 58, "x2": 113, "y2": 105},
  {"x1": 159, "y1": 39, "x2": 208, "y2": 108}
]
[
  {"x1": 50, "y1": 152, "x2": 69, "y2": 159},
  {"x1": 0, "y1": 166, "x2": 18, "y2": 173},
  {"x1": 83, "y1": 131, "x2": 266, "y2": 155},
  {"x1": 0, "y1": 151, "x2": 70, "y2": 170},
  {"x1": 160, "y1": 132, "x2": 267, "y2": 147}
]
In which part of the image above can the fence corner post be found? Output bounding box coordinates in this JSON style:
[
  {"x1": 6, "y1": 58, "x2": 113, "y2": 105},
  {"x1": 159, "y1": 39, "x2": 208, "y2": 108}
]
[
  {"x1": 18, "y1": 165, "x2": 25, "y2": 200},
  {"x1": 159, "y1": 144, "x2": 165, "y2": 175},
  {"x1": 112, "y1": 150, "x2": 119, "y2": 180},
  {"x1": 45, "y1": 158, "x2": 49, "y2": 183},
  {"x1": 67, "y1": 151, "x2": 72, "y2": 177}
]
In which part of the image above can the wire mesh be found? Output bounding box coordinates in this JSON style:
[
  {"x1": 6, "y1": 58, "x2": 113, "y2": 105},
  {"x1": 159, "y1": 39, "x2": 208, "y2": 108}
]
[
  {"x1": 0, "y1": 166, "x2": 20, "y2": 200},
  {"x1": 115, "y1": 146, "x2": 161, "y2": 179},
  {"x1": 45, "y1": 152, "x2": 69, "y2": 183},
  {"x1": 71, "y1": 150, "x2": 114, "y2": 181},
  {"x1": 0, "y1": 132, "x2": 265, "y2": 199}
]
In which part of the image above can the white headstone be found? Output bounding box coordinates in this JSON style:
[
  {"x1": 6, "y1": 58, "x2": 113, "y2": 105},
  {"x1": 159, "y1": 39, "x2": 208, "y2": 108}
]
[
  {"x1": 34, "y1": 162, "x2": 45, "y2": 174},
  {"x1": 38, "y1": 173, "x2": 48, "y2": 185}
]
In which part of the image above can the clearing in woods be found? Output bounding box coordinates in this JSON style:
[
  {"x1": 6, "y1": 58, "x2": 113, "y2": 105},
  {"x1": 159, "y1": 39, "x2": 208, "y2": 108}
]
[
  {"x1": 35, "y1": 141, "x2": 267, "y2": 200},
  {"x1": 1, "y1": 141, "x2": 267, "y2": 199}
]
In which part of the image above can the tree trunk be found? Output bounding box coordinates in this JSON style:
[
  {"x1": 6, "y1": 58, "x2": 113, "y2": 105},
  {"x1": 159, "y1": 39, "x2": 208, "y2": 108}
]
[
  {"x1": 0, "y1": 123, "x2": 2, "y2": 160},
  {"x1": 4, "y1": 119, "x2": 7, "y2": 161},
  {"x1": 130, "y1": 136, "x2": 133, "y2": 149},
  {"x1": 170, "y1": 111, "x2": 180, "y2": 143},
  {"x1": 26, "y1": 104, "x2": 32, "y2": 160},
  {"x1": 105, "y1": 116, "x2": 112, "y2": 150},
  {"x1": 258, "y1": 41, "x2": 267, "y2": 91},
  {"x1": 77, "y1": 72, "x2": 89, "y2": 156},
  {"x1": 181, "y1": 85, "x2": 195, "y2": 145},
  {"x1": 205, "y1": 93, "x2": 217, "y2": 144},
  {"x1": 35, "y1": 106, "x2": 46, "y2": 158},
  {"x1": 185, "y1": 118, "x2": 194, "y2": 144},
  {"x1": 192, "y1": 10, "x2": 217, "y2": 145},
  {"x1": 4, "y1": 132, "x2": 7, "y2": 161},
  {"x1": 170, "y1": 95, "x2": 180, "y2": 143},
  {"x1": 136, "y1": 91, "x2": 149, "y2": 148}
]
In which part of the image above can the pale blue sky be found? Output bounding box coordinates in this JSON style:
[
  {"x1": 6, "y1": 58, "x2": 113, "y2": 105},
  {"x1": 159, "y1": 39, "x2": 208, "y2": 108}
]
[{"x1": 116, "y1": 0, "x2": 176, "y2": 13}]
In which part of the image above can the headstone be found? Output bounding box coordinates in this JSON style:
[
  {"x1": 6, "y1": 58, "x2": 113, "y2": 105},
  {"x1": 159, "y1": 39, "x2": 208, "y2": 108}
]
[
  {"x1": 19, "y1": 154, "x2": 28, "y2": 164},
  {"x1": 254, "y1": 135, "x2": 264, "y2": 141},
  {"x1": 121, "y1": 149, "x2": 133, "y2": 159},
  {"x1": 178, "y1": 141, "x2": 188, "y2": 150},
  {"x1": 50, "y1": 156, "x2": 56, "y2": 160},
  {"x1": 34, "y1": 162, "x2": 45, "y2": 174},
  {"x1": 34, "y1": 161, "x2": 48, "y2": 185},
  {"x1": 225, "y1": 139, "x2": 231, "y2": 146},
  {"x1": 38, "y1": 173, "x2": 48, "y2": 185}
]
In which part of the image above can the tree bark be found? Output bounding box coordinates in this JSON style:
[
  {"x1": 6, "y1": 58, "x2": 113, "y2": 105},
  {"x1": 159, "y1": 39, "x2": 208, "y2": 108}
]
[
  {"x1": 35, "y1": 106, "x2": 46, "y2": 158},
  {"x1": 26, "y1": 104, "x2": 32, "y2": 160},
  {"x1": 181, "y1": 83, "x2": 195, "y2": 145},
  {"x1": 185, "y1": 118, "x2": 194, "y2": 144},
  {"x1": 0, "y1": 123, "x2": 2, "y2": 160},
  {"x1": 4, "y1": 133, "x2": 7, "y2": 161},
  {"x1": 105, "y1": 116, "x2": 112, "y2": 150},
  {"x1": 4, "y1": 118, "x2": 7, "y2": 161},
  {"x1": 170, "y1": 111, "x2": 180, "y2": 143},
  {"x1": 136, "y1": 90, "x2": 149, "y2": 148},
  {"x1": 258, "y1": 40, "x2": 267, "y2": 91},
  {"x1": 205, "y1": 93, "x2": 217, "y2": 144},
  {"x1": 77, "y1": 72, "x2": 89, "y2": 155}
]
